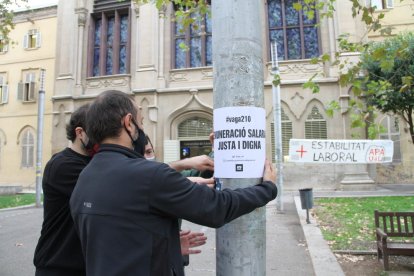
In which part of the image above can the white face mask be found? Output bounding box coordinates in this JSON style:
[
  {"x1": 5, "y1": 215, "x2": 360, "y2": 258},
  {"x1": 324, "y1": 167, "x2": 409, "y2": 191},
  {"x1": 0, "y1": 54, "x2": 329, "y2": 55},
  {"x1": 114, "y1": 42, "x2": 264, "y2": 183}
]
[{"x1": 146, "y1": 156, "x2": 156, "y2": 161}]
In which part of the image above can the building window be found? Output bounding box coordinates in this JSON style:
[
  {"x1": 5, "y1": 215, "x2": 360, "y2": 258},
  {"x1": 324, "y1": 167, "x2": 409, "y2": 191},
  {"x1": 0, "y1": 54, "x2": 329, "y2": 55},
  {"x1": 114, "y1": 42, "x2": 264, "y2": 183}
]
[
  {"x1": 0, "y1": 35, "x2": 8, "y2": 53},
  {"x1": 23, "y1": 29, "x2": 42, "y2": 49},
  {"x1": 17, "y1": 72, "x2": 37, "y2": 102},
  {"x1": 271, "y1": 107, "x2": 293, "y2": 162},
  {"x1": 305, "y1": 106, "x2": 327, "y2": 139},
  {"x1": 178, "y1": 117, "x2": 213, "y2": 159},
  {"x1": 0, "y1": 75, "x2": 9, "y2": 104},
  {"x1": 173, "y1": 8, "x2": 212, "y2": 69},
  {"x1": 379, "y1": 116, "x2": 401, "y2": 162},
  {"x1": 366, "y1": 0, "x2": 393, "y2": 9},
  {"x1": 90, "y1": 9, "x2": 130, "y2": 77},
  {"x1": 21, "y1": 128, "x2": 34, "y2": 168},
  {"x1": 267, "y1": 0, "x2": 320, "y2": 61},
  {"x1": 178, "y1": 117, "x2": 213, "y2": 139}
]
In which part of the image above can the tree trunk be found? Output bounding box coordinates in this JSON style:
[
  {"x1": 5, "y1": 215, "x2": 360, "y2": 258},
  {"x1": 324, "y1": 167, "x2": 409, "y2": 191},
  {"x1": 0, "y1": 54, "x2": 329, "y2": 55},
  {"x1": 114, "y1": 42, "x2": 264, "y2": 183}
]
[{"x1": 404, "y1": 108, "x2": 414, "y2": 144}]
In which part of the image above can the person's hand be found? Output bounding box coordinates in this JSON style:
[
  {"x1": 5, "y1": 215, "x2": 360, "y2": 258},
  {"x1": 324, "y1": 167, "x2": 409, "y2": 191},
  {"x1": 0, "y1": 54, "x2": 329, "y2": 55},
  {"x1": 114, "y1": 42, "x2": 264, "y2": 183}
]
[
  {"x1": 263, "y1": 159, "x2": 276, "y2": 183},
  {"x1": 188, "y1": 155, "x2": 214, "y2": 172},
  {"x1": 180, "y1": 230, "x2": 207, "y2": 255},
  {"x1": 169, "y1": 154, "x2": 214, "y2": 172},
  {"x1": 187, "y1": 177, "x2": 215, "y2": 189},
  {"x1": 209, "y1": 132, "x2": 214, "y2": 147}
]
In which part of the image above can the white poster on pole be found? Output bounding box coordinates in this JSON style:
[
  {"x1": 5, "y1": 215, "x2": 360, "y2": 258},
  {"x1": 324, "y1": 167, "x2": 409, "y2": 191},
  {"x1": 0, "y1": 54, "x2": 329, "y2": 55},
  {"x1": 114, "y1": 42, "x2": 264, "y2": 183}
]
[
  {"x1": 214, "y1": 106, "x2": 266, "y2": 178},
  {"x1": 289, "y1": 139, "x2": 394, "y2": 164}
]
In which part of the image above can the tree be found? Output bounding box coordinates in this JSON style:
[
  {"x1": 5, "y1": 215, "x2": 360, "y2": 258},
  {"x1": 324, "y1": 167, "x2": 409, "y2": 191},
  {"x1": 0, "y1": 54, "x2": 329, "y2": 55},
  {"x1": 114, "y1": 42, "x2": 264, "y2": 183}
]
[
  {"x1": 0, "y1": 0, "x2": 28, "y2": 42},
  {"x1": 361, "y1": 33, "x2": 414, "y2": 143}
]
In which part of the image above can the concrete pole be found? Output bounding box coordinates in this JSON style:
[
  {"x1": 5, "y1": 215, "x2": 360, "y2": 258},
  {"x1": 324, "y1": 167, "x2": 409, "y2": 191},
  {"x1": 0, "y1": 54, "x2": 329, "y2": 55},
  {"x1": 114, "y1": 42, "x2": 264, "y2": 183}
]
[
  {"x1": 35, "y1": 69, "x2": 46, "y2": 208},
  {"x1": 212, "y1": 1, "x2": 266, "y2": 275}
]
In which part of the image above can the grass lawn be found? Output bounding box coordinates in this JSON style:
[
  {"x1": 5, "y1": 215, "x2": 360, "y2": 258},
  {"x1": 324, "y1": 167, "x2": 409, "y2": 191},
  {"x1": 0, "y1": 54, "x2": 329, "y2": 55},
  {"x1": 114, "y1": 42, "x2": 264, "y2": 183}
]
[
  {"x1": 0, "y1": 194, "x2": 39, "y2": 209},
  {"x1": 313, "y1": 196, "x2": 414, "y2": 251}
]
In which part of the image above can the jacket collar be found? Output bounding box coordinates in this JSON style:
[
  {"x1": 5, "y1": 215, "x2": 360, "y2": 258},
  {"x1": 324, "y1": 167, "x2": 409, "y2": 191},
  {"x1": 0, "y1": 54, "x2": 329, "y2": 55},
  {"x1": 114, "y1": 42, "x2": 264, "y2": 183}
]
[{"x1": 98, "y1": 143, "x2": 144, "y2": 159}]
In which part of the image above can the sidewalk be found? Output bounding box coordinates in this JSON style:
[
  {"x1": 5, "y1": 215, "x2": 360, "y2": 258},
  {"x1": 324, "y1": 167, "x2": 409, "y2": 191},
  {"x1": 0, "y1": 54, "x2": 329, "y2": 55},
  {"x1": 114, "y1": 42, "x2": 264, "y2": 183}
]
[{"x1": 183, "y1": 193, "x2": 317, "y2": 276}]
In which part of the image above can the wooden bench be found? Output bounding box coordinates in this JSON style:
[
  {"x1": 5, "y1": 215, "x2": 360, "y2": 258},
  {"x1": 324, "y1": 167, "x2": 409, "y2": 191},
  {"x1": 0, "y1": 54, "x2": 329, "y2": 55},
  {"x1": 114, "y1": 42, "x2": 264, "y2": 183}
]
[{"x1": 375, "y1": 210, "x2": 414, "y2": 270}]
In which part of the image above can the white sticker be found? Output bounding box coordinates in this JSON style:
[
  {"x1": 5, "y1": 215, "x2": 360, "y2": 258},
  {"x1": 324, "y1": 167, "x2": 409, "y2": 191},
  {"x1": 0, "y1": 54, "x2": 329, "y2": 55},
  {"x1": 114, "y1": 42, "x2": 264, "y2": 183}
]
[{"x1": 214, "y1": 107, "x2": 266, "y2": 178}]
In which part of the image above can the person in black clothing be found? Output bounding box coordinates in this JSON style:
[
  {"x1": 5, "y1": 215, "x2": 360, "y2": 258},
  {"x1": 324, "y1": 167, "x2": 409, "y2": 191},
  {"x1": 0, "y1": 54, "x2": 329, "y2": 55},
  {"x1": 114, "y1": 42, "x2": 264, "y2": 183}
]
[
  {"x1": 33, "y1": 103, "x2": 211, "y2": 276},
  {"x1": 70, "y1": 90, "x2": 277, "y2": 276},
  {"x1": 34, "y1": 104, "x2": 92, "y2": 276}
]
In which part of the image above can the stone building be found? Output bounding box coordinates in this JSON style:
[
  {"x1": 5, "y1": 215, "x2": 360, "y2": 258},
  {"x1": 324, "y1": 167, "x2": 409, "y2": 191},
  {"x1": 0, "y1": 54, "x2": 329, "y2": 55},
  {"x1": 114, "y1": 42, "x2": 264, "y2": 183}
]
[
  {"x1": 0, "y1": 2, "x2": 57, "y2": 188},
  {"x1": 52, "y1": 0, "x2": 414, "y2": 189},
  {"x1": 2, "y1": 0, "x2": 412, "y2": 188}
]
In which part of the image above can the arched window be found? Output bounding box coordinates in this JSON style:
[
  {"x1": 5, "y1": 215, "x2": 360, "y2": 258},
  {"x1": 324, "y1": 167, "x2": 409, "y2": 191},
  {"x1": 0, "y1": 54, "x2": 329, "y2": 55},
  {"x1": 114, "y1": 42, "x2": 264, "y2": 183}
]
[
  {"x1": 173, "y1": 7, "x2": 212, "y2": 69},
  {"x1": 177, "y1": 117, "x2": 213, "y2": 159},
  {"x1": 271, "y1": 107, "x2": 292, "y2": 162},
  {"x1": 267, "y1": 0, "x2": 320, "y2": 60},
  {"x1": 305, "y1": 106, "x2": 327, "y2": 139},
  {"x1": 21, "y1": 129, "x2": 35, "y2": 168},
  {"x1": 178, "y1": 117, "x2": 212, "y2": 139},
  {"x1": 379, "y1": 115, "x2": 401, "y2": 163}
]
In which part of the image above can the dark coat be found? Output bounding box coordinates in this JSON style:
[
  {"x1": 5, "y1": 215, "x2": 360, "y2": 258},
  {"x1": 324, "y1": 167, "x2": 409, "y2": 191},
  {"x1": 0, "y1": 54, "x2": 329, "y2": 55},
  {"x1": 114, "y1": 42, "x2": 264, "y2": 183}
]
[
  {"x1": 70, "y1": 144, "x2": 277, "y2": 276},
  {"x1": 34, "y1": 148, "x2": 90, "y2": 276}
]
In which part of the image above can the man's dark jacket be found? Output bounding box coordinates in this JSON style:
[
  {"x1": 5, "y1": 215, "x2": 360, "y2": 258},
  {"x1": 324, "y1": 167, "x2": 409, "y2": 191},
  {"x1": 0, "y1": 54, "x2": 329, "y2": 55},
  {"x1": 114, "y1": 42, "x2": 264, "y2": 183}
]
[{"x1": 70, "y1": 144, "x2": 277, "y2": 276}]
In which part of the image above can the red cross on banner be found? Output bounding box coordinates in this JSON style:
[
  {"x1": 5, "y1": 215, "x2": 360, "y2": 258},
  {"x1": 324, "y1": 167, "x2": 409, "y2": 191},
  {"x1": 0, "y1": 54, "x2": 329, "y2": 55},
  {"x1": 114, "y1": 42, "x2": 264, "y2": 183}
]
[{"x1": 296, "y1": 145, "x2": 307, "y2": 158}]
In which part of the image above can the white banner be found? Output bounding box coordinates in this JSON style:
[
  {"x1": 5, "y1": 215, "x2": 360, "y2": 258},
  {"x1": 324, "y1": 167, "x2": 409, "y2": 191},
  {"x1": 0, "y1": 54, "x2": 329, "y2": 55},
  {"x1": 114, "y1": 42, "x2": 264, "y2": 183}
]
[
  {"x1": 214, "y1": 106, "x2": 266, "y2": 178},
  {"x1": 289, "y1": 139, "x2": 394, "y2": 164}
]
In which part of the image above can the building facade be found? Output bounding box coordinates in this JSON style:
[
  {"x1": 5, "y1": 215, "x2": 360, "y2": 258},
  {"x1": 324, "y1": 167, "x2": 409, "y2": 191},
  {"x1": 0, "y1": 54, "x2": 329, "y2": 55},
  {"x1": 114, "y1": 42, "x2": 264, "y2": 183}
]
[
  {"x1": 52, "y1": 0, "x2": 413, "y2": 188},
  {"x1": 48, "y1": 0, "x2": 414, "y2": 188},
  {"x1": 0, "y1": 5, "x2": 57, "y2": 188}
]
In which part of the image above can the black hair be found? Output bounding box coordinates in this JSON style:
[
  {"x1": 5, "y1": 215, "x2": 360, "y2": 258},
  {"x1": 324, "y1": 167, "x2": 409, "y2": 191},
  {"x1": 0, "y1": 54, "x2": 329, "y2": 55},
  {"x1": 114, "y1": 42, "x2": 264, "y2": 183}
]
[
  {"x1": 66, "y1": 103, "x2": 90, "y2": 142},
  {"x1": 145, "y1": 135, "x2": 153, "y2": 148},
  {"x1": 86, "y1": 90, "x2": 138, "y2": 144}
]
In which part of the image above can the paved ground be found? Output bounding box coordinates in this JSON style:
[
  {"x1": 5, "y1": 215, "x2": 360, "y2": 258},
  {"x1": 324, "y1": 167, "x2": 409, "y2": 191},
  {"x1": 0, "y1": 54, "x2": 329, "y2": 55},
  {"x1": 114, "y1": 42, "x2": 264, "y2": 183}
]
[
  {"x1": 182, "y1": 197, "x2": 315, "y2": 276},
  {"x1": 0, "y1": 184, "x2": 413, "y2": 276},
  {"x1": 0, "y1": 207, "x2": 41, "y2": 276}
]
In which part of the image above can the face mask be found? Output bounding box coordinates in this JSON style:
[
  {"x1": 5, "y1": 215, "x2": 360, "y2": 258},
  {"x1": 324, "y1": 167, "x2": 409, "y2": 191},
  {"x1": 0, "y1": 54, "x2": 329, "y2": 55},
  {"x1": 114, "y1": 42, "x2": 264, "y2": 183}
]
[
  {"x1": 80, "y1": 138, "x2": 95, "y2": 156},
  {"x1": 133, "y1": 127, "x2": 148, "y2": 156},
  {"x1": 80, "y1": 138, "x2": 94, "y2": 151},
  {"x1": 146, "y1": 156, "x2": 156, "y2": 161},
  {"x1": 125, "y1": 119, "x2": 147, "y2": 156}
]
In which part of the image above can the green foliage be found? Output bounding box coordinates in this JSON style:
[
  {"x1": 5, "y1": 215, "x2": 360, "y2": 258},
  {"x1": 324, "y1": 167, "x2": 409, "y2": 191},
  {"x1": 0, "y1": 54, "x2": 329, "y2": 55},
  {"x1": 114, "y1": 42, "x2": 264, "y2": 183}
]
[
  {"x1": 0, "y1": 0, "x2": 29, "y2": 43},
  {"x1": 0, "y1": 194, "x2": 39, "y2": 209},
  {"x1": 302, "y1": 73, "x2": 320, "y2": 94},
  {"x1": 133, "y1": 0, "x2": 210, "y2": 30},
  {"x1": 361, "y1": 32, "x2": 414, "y2": 142},
  {"x1": 272, "y1": 73, "x2": 281, "y2": 87},
  {"x1": 326, "y1": 100, "x2": 341, "y2": 118},
  {"x1": 292, "y1": 0, "x2": 336, "y2": 21},
  {"x1": 314, "y1": 196, "x2": 414, "y2": 250},
  {"x1": 179, "y1": 41, "x2": 189, "y2": 52}
]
